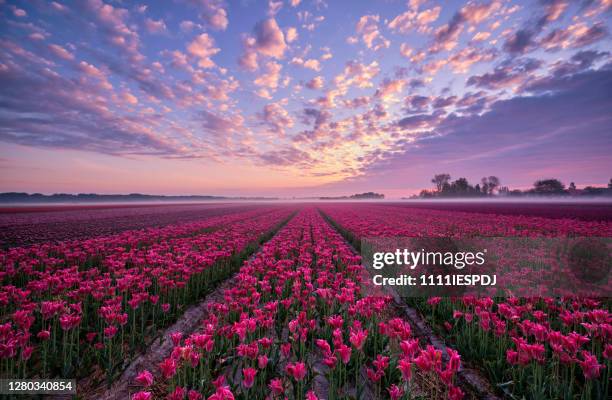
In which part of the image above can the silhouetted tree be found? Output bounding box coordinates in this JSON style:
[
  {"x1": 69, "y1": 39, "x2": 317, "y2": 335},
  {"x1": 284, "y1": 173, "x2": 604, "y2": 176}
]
[
  {"x1": 583, "y1": 186, "x2": 606, "y2": 195},
  {"x1": 481, "y1": 176, "x2": 500, "y2": 195},
  {"x1": 431, "y1": 174, "x2": 451, "y2": 193},
  {"x1": 609, "y1": 178, "x2": 612, "y2": 189},
  {"x1": 419, "y1": 189, "x2": 435, "y2": 198},
  {"x1": 453, "y1": 178, "x2": 470, "y2": 193},
  {"x1": 533, "y1": 179, "x2": 566, "y2": 195}
]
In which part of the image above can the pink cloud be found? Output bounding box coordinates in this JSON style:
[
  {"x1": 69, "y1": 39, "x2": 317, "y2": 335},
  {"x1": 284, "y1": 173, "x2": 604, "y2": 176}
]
[
  {"x1": 343, "y1": 96, "x2": 370, "y2": 109},
  {"x1": 306, "y1": 76, "x2": 324, "y2": 90},
  {"x1": 85, "y1": 0, "x2": 141, "y2": 57},
  {"x1": 291, "y1": 57, "x2": 321, "y2": 71},
  {"x1": 541, "y1": 22, "x2": 608, "y2": 51},
  {"x1": 448, "y1": 47, "x2": 497, "y2": 73},
  {"x1": 254, "y1": 18, "x2": 287, "y2": 58},
  {"x1": 187, "y1": 34, "x2": 220, "y2": 68},
  {"x1": 191, "y1": 0, "x2": 228, "y2": 31},
  {"x1": 145, "y1": 18, "x2": 167, "y2": 34},
  {"x1": 268, "y1": 0, "x2": 283, "y2": 17},
  {"x1": 238, "y1": 38, "x2": 259, "y2": 71},
  {"x1": 388, "y1": 6, "x2": 440, "y2": 34},
  {"x1": 467, "y1": 58, "x2": 542, "y2": 90},
  {"x1": 254, "y1": 61, "x2": 282, "y2": 91},
  {"x1": 239, "y1": 18, "x2": 287, "y2": 70},
  {"x1": 12, "y1": 6, "x2": 27, "y2": 17},
  {"x1": 48, "y1": 44, "x2": 75, "y2": 61},
  {"x1": 201, "y1": 110, "x2": 244, "y2": 134},
  {"x1": 355, "y1": 15, "x2": 390, "y2": 51},
  {"x1": 334, "y1": 60, "x2": 380, "y2": 89},
  {"x1": 286, "y1": 27, "x2": 298, "y2": 43},
  {"x1": 375, "y1": 79, "x2": 406, "y2": 103},
  {"x1": 260, "y1": 102, "x2": 294, "y2": 134},
  {"x1": 399, "y1": 43, "x2": 413, "y2": 58}
]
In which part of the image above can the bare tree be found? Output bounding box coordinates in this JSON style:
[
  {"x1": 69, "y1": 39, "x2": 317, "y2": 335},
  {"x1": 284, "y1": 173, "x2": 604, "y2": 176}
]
[
  {"x1": 431, "y1": 174, "x2": 451, "y2": 193},
  {"x1": 487, "y1": 176, "x2": 500, "y2": 194}
]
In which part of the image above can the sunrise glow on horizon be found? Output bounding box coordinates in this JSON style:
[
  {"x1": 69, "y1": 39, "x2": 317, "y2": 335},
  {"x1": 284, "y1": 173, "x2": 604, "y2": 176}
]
[{"x1": 1, "y1": 0, "x2": 611, "y2": 197}]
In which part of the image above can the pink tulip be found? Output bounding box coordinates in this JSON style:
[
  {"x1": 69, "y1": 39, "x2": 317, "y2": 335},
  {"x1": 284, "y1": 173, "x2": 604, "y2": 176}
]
[
  {"x1": 579, "y1": 351, "x2": 604, "y2": 380},
  {"x1": 387, "y1": 384, "x2": 404, "y2": 400},
  {"x1": 335, "y1": 344, "x2": 351, "y2": 364},
  {"x1": 159, "y1": 358, "x2": 177, "y2": 379},
  {"x1": 188, "y1": 390, "x2": 203, "y2": 400},
  {"x1": 170, "y1": 331, "x2": 183, "y2": 346},
  {"x1": 104, "y1": 325, "x2": 118, "y2": 339},
  {"x1": 135, "y1": 370, "x2": 154, "y2": 387},
  {"x1": 207, "y1": 386, "x2": 234, "y2": 400},
  {"x1": 286, "y1": 361, "x2": 307, "y2": 381},
  {"x1": 242, "y1": 367, "x2": 257, "y2": 389},
  {"x1": 349, "y1": 328, "x2": 367, "y2": 350},
  {"x1": 448, "y1": 386, "x2": 465, "y2": 400},
  {"x1": 212, "y1": 375, "x2": 225, "y2": 389},
  {"x1": 305, "y1": 391, "x2": 318, "y2": 400},
  {"x1": 37, "y1": 330, "x2": 51, "y2": 340},
  {"x1": 281, "y1": 343, "x2": 291, "y2": 358},
  {"x1": 447, "y1": 348, "x2": 461, "y2": 372},
  {"x1": 268, "y1": 378, "x2": 284, "y2": 395},
  {"x1": 257, "y1": 355, "x2": 268, "y2": 369},
  {"x1": 168, "y1": 386, "x2": 186, "y2": 400},
  {"x1": 398, "y1": 358, "x2": 412, "y2": 381},
  {"x1": 132, "y1": 392, "x2": 152, "y2": 400}
]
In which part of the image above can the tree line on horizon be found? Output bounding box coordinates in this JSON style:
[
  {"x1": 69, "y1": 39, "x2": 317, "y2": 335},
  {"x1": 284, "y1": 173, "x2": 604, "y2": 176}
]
[{"x1": 412, "y1": 174, "x2": 612, "y2": 198}]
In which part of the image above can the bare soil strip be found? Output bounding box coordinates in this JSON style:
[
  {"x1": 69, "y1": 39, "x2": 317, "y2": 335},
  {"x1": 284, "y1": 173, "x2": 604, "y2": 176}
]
[
  {"x1": 89, "y1": 277, "x2": 237, "y2": 400},
  {"x1": 319, "y1": 209, "x2": 501, "y2": 400}
]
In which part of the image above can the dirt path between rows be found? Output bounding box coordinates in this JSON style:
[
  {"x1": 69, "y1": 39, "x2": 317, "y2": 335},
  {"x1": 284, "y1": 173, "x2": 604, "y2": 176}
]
[
  {"x1": 88, "y1": 276, "x2": 237, "y2": 400},
  {"x1": 319, "y1": 209, "x2": 501, "y2": 400}
]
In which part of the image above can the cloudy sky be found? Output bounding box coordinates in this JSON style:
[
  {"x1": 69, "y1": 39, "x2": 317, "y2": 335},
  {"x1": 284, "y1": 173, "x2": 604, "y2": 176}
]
[{"x1": 0, "y1": 0, "x2": 611, "y2": 197}]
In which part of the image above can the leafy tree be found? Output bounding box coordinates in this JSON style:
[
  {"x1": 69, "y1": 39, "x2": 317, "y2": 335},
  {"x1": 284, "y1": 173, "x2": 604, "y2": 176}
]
[
  {"x1": 453, "y1": 177, "x2": 470, "y2": 193},
  {"x1": 419, "y1": 189, "x2": 435, "y2": 198},
  {"x1": 431, "y1": 174, "x2": 451, "y2": 193},
  {"x1": 583, "y1": 186, "x2": 606, "y2": 195},
  {"x1": 533, "y1": 179, "x2": 566, "y2": 195}
]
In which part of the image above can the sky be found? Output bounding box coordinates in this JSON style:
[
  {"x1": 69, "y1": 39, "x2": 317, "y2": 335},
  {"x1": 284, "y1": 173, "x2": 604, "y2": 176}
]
[{"x1": 0, "y1": 0, "x2": 611, "y2": 198}]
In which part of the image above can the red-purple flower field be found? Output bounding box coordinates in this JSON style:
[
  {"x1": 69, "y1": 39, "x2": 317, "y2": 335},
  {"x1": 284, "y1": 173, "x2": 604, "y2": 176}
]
[{"x1": 1, "y1": 203, "x2": 610, "y2": 400}]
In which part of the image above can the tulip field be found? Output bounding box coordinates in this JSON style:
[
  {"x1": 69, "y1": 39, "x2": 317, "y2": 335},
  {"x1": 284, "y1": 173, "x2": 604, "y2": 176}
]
[
  {"x1": 0, "y1": 206, "x2": 295, "y2": 389},
  {"x1": 0, "y1": 202, "x2": 611, "y2": 400},
  {"x1": 318, "y1": 204, "x2": 612, "y2": 400}
]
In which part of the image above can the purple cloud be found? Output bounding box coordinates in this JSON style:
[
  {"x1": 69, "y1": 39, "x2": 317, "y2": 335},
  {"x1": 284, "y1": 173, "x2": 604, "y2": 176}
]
[{"x1": 359, "y1": 64, "x2": 612, "y2": 190}]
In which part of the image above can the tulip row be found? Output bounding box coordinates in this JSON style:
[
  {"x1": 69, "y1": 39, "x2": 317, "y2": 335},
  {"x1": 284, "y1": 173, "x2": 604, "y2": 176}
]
[
  {"x1": 0, "y1": 206, "x2": 295, "y2": 385},
  {"x1": 319, "y1": 204, "x2": 611, "y2": 400},
  {"x1": 133, "y1": 208, "x2": 465, "y2": 400}
]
